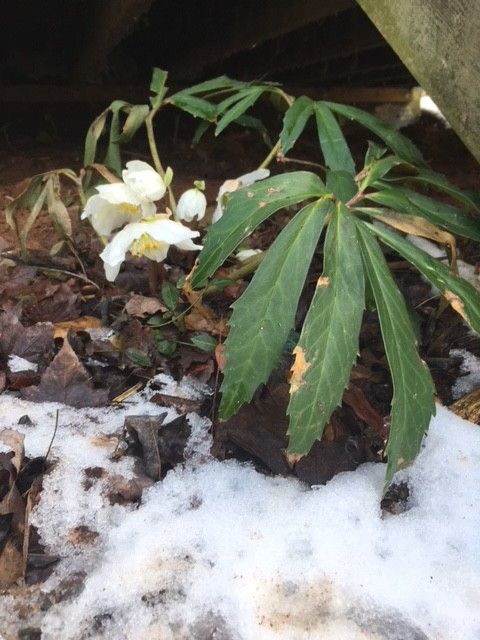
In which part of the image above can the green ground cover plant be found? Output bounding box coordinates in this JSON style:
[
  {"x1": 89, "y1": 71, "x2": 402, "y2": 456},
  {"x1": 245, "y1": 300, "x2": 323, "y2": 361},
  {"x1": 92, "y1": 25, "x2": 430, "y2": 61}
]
[{"x1": 5, "y1": 69, "x2": 480, "y2": 487}]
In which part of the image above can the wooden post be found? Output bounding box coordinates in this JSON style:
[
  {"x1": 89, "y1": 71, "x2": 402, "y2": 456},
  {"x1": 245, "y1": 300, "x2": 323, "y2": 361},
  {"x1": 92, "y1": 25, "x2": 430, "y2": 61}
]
[{"x1": 357, "y1": 0, "x2": 480, "y2": 162}]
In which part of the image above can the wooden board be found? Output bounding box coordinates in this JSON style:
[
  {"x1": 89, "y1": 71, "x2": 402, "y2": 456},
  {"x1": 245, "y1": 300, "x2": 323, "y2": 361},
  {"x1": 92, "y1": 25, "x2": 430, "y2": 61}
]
[{"x1": 357, "y1": 0, "x2": 480, "y2": 162}]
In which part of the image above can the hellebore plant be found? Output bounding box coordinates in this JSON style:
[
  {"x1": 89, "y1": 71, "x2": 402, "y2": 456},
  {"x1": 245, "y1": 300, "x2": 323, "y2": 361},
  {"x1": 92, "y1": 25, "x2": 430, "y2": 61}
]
[
  {"x1": 6, "y1": 68, "x2": 480, "y2": 488},
  {"x1": 181, "y1": 89, "x2": 480, "y2": 488}
]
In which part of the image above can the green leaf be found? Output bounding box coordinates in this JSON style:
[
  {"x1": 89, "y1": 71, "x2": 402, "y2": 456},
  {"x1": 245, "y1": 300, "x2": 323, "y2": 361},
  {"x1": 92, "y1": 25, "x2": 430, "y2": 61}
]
[
  {"x1": 170, "y1": 94, "x2": 217, "y2": 121},
  {"x1": 325, "y1": 101, "x2": 426, "y2": 167},
  {"x1": 364, "y1": 141, "x2": 387, "y2": 166},
  {"x1": 161, "y1": 281, "x2": 180, "y2": 311},
  {"x1": 114, "y1": 104, "x2": 149, "y2": 143},
  {"x1": 190, "y1": 334, "x2": 218, "y2": 352},
  {"x1": 155, "y1": 338, "x2": 177, "y2": 356},
  {"x1": 384, "y1": 169, "x2": 480, "y2": 213},
  {"x1": 147, "y1": 314, "x2": 170, "y2": 328},
  {"x1": 84, "y1": 107, "x2": 110, "y2": 168},
  {"x1": 150, "y1": 68, "x2": 168, "y2": 109},
  {"x1": 287, "y1": 204, "x2": 365, "y2": 453},
  {"x1": 366, "y1": 187, "x2": 480, "y2": 241},
  {"x1": 280, "y1": 96, "x2": 314, "y2": 154},
  {"x1": 234, "y1": 114, "x2": 271, "y2": 146},
  {"x1": 192, "y1": 120, "x2": 211, "y2": 146},
  {"x1": 125, "y1": 348, "x2": 153, "y2": 367},
  {"x1": 103, "y1": 100, "x2": 132, "y2": 174},
  {"x1": 356, "y1": 222, "x2": 435, "y2": 487},
  {"x1": 367, "y1": 223, "x2": 480, "y2": 334},
  {"x1": 326, "y1": 170, "x2": 357, "y2": 202},
  {"x1": 172, "y1": 75, "x2": 245, "y2": 97},
  {"x1": 359, "y1": 156, "x2": 401, "y2": 191},
  {"x1": 314, "y1": 103, "x2": 355, "y2": 174},
  {"x1": 192, "y1": 171, "x2": 327, "y2": 288},
  {"x1": 219, "y1": 199, "x2": 332, "y2": 419},
  {"x1": 45, "y1": 174, "x2": 72, "y2": 238},
  {"x1": 215, "y1": 86, "x2": 266, "y2": 135}
]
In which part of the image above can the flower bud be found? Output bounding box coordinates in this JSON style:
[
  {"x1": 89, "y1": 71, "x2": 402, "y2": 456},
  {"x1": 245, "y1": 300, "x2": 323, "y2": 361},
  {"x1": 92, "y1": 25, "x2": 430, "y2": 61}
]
[{"x1": 175, "y1": 186, "x2": 207, "y2": 222}]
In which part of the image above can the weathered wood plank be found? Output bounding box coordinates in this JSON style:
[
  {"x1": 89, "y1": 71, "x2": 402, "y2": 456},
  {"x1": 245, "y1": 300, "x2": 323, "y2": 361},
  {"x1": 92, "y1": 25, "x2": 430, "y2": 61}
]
[
  {"x1": 357, "y1": 0, "x2": 480, "y2": 161},
  {"x1": 75, "y1": 0, "x2": 154, "y2": 83},
  {"x1": 172, "y1": 0, "x2": 353, "y2": 79}
]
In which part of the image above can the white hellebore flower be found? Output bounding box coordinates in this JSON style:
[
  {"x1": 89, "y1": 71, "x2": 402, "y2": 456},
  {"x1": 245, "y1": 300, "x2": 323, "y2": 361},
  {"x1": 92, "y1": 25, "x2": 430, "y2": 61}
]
[
  {"x1": 212, "y1": 168, "x2": 270, "y2": 223},
  {"x1": 175, "y1": 180, "x2": 207, "y2": 222},
  {"x1": 82, "y1": 161, "x2": 167, "y2": 236},
  {"x1": 100, "y1": 215, "x2": 202, "y2": 282}
]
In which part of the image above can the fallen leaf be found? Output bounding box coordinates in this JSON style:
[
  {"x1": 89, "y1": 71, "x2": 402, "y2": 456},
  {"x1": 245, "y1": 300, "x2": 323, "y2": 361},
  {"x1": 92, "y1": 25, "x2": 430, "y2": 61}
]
[
  {"x1": 0, "y1": 311, "x2": 54, "y2": 363},
  {"x1": 21, "y1": 338, "x2": 109, "y2": 407},
  {"x1": 185, "y1": 309, "x2": 228, "y2": 336},
  {"x1": 0, "y1": 429, "x2": 26, "y2": 587},
  {"x1": 343, "y1": 384, "x2": 387, "y2": 438},
  {"x1": 123, "y1": 294, "x2": 167, "y2": 318},
  {"x1": 53, "y1": 316, "x2": 103, "y2": 339},
  {"x1": 67, "y1": 525, "x2": 99, "y2": 546}
]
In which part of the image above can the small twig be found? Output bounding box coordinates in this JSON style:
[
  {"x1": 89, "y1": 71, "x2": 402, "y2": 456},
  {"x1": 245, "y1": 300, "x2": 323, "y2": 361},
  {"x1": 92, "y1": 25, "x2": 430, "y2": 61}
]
[
  {"x1": 45, "y1": 410, "x2": 59, "y2": 463},
  {"x1": 0, "y1": 252, "x2": 101, "y2": 289},
  {"x1": 277, "y1": 155, "x2": 326, "y2": 172}
]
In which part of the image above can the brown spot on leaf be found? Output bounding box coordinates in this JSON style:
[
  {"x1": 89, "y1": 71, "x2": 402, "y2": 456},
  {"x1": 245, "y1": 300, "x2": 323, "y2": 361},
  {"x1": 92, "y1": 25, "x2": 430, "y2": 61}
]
[
  {"x1": 258, "y1": 201, "x2": 267, "y2": 208},
  {"x1": 285, "y1": 452, "x2": 304, "y2": 466},
  {"x1": 289, "y1": 346, "x2": 310, "y2": 395},
  {"x1": 316, "y1": 276, "x2": 330, "y2": 288},
  {"x1": 444, "y1": 290, "x2": 467, "y2": 321}
]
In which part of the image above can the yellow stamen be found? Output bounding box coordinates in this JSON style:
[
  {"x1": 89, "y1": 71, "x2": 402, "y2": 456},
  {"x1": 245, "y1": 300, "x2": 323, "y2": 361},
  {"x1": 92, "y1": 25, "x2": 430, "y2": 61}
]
[
  {"x1": 130, "y1": 233, "x2": 167, "y2": 256},
  {"x1": 119, "y1": 203, "x2": 141, "y2": 216}
]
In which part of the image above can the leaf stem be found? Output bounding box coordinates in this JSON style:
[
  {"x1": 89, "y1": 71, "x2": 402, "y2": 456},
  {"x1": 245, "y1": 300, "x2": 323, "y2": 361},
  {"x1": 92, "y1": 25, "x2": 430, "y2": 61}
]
[
  {"x1": 145, "y1": 108, "x2": 177, "y2": 211},
  {"x1": 203, "y1": 252, "x2": 265, "y2": 296}
]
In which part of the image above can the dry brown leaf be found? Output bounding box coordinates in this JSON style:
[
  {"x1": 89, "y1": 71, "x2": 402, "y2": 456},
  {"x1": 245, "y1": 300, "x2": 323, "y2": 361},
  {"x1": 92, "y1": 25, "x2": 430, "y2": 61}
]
[
  {"x1": 0, "y1": 429, "x2": 26, "y2": 587},
  {"x1": 53, "y1": 316, "x2": 103, "y2": 338},
  {"x1": 185, "y1": 309, "x2": 228, "y2": 336},
  {"x1": 374, "y1": 210, "x2": 457, "y2": 269},
  {"x1": 123, "y1": 294, "x2": 167, "y2": 318},
  {"x1": 21, "y1": 337, "x2": 109, "y2": 407}
]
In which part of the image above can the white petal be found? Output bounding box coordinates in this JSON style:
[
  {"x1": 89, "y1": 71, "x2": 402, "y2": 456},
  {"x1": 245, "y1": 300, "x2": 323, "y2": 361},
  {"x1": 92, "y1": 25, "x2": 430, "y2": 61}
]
[
  {"x1": 100, "y1": 223, "x2": 146, "y2": 267},
  {"x1": 82, "y1": 195, "x2": 143, "y2": 236},
  {"x1": 104, "y1": 261, "x2": 123, "y2": 282},
  {"x1": 175, "y1": 238, "x2": 203, "y2": 251},
  {"x1": 235, "y1": 248, "x2": 262, "y2": 261},
  {"x1": 176, "y1": 189, "x2": 207, "y2": 222},
  {"x1": 145, "y1": 218, "x2": 201, "y2": 245},
  {"x1": 122, "y1": 161, "x2": 166, "y2": 201},
  {"x1": 212, "y1": 203, "x2": 224, "y2": 223},
  {"x1": 95, "y1": 183, "x2": 141, "y2": 205},
  {"x1": 237, "y1": 168, "x2": 270, "y2": 186}
]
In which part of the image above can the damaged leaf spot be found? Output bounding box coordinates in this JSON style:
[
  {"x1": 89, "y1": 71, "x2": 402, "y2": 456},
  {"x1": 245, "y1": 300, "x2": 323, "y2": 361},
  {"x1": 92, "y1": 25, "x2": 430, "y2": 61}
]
[
  {"x1": 316, "y1": 276, "x2": 330, "y2": 288},
  {"x1": 267, "y1": 187, "x2": 280, "y2": 194},
  {"x1": 289, "y1": 346, "x2": 310, "y2": 395},
  {"x1": 444, "y1": 290, "x2": 467, "y2": 321},
  {"x1": 285, "y1": 451, "x2": 305, "y2": 466},
  {"x1": 258, "y1": 201, "x2": 267, "y2": 209}
]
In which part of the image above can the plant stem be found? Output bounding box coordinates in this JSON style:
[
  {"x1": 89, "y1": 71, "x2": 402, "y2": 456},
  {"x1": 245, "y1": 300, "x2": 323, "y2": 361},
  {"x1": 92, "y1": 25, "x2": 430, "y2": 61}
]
[
  {"x1": 259, "y1": 140, "x2": 281, "y2": 169},
  {"x1": 145, "y1": 110, "x2": 177, "y2": 212},
  {"x1": 203, "y1": 252, "x2": 265, "y2": 296}
]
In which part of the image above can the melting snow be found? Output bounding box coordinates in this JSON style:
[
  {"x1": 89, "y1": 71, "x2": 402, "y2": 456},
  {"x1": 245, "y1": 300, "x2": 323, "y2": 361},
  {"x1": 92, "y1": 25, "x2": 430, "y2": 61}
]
[{"x1": 0, "y1": 378, "x2": 479, "y2": 640}]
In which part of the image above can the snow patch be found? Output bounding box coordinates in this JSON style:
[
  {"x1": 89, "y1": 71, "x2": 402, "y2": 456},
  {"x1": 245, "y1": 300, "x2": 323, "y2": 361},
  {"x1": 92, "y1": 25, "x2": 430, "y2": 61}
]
[{"x1": 0, "y1": 387, "x2": 479, "y2": 639}]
